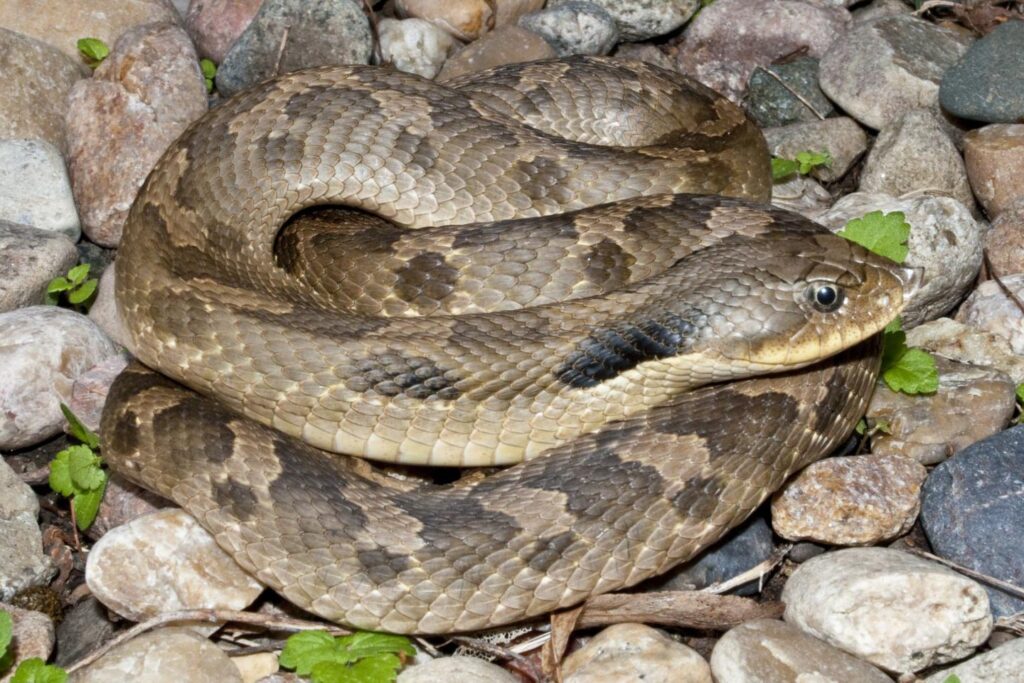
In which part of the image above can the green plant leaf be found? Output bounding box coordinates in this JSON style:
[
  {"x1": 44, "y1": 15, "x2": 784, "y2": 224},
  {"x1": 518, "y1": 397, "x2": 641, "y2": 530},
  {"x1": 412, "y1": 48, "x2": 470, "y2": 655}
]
[
  {"x1": 68, "y1": 448, "x2": 104, "y2": 491},
  {"x1": 48, "y1": 449, "x2": 77, "y2": 497},
  {"x1": 281, "y1": 631, "x2": 345, "y2": 675},
  {"x1": 10, "y1": 658, "x2": 68, "y2": 683},
  {"x1": 795, "y1": 150, "x2": 832, "y2": 174},
  {"x1": 0, "y1": 610, "x2": 13, "y2": 673},
  {"x1": 280, "y1": 631, "x2": 413, "y2": 680},
  {"x1": 67, "y1": 278, "x2": 97, "y2": 305},
  {"x1": 312, "y1": 654, "x2": 404, "y2": 683},
  {"x1": 200, "y1": 58, "x2": 217, "y2": 80},
  {"x1": 1016, "y1": 383, "x2": 1024, "y2": 405},
  {"x1": 72, "y1": 475, "x2": 107, "y2": 531},
  {"x1": 67, "y1": 264, "x2": 90, "y2": 286},
  {"x1": 771, "y1": 157, "x2": 800, "y2": 181},
  {"x1": 76, "y1": 38, "x2": 109, "y2": 68},
  {"x1": 883, "y1": 348, "x2": 939, "y2": 394},
  {"x1": 837, "y1": 211, "x2": 911, "y2": 264},
  {"x1": 942, "y1": 676, "x2": 961, "y2": 683},
  {"x1": 60, "y1": 404, "x2": 99, "y2": 450},
  {"x1": 336, "y1": 632, "x2": 415, "y2": 662},
  {"x1": 46, "y1": 277, "x2": 71, "y2": 294}
]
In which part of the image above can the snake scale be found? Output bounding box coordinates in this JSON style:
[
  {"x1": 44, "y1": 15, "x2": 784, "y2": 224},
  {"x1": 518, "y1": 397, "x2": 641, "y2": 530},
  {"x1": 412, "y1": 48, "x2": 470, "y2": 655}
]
[{"x1": 100, "y1": 57, "x2": 917, "y2": 634}]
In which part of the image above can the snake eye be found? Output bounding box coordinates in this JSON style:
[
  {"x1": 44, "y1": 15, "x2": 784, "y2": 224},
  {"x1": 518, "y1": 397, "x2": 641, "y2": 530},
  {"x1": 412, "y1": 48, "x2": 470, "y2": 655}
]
[{"x1": 807, "y1": 283, "x2": 844, "y2": 312}]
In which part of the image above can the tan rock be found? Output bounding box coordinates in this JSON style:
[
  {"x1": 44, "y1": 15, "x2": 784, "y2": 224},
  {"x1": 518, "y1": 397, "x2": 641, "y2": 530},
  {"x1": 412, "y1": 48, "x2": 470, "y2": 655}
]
[
  {"x1": 0, "y1": 221, "x2": 78, "y2": 313},
  {"x1": 562, "y1": 623, "x2": 712, "y2": 683},
  {"x1": 0, "y1": 29, "x2": 86, "y2": 153},
  {"x1": 0, "y1": 603, "x2": 55, "y2": 683},
  {"x1": 437, "y1": 25, "x2": 555, "y2": 81},
  {"x1": 984, "y1": 198, "x2": 1024, "y2": 276},
  {"x1": 0, "y1": 0, "x2": 180, "y2": 63},
  {"x1": 397, "y1": 656, "x2": 518, "y2": 682},
  {"x1": 66, "y1": 22, "x2": 207, "y2": 246},
  {"x1": 924, "y1": 638, "x2": 1024, "y2": 683},
  {"x1": 764, "y1": 117, "x2": 868, "y2": 183},
  {"x1": 233, "y1": 652, "x2": 279, "y2": 683},
  {"x1": 396, "y1": 0, "x2": 542, "y2": 41},
  {"x1": 867, "y1": 357, "x2": 1015, "y2": 465},
  {"x1": 378, "y1": 17, "x2": 457, "y2": 79},
  {"x1": 772, "y1": 454, "x2": 927, "y2": 544},
  {"x1": 85, "y1": 509, "x2": 263, "y2": 629},
  {"x1": 70, "y1": 627, "x2": 243, "y2": 683},
  {"x1": 87, "y1": 266, "x2": 132, "y2": 350},
  {"x1": 957, "y1": 274, "x2": 1024, "y2": 355},
  {"x1": 905, "y1": 317, "x2": 1024, "y2": 385},
  {"x1": 964, "y1": 123, "x2": 1024, "y2": 218},
  {"x1": 710, "y1": 619, "x2": 891, "y2": 683}
]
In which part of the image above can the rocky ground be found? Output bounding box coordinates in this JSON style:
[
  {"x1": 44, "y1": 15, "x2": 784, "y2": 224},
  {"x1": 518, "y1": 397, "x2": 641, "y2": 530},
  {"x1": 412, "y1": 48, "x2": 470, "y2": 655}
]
[{"x1": 2, "y1": 0, "x2": 1024, "y2": 681}]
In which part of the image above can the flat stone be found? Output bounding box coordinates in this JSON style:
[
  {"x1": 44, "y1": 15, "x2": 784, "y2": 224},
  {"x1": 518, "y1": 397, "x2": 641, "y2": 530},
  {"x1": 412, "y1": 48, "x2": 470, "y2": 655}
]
[
  {"x1": 396, "y1": 0, "x2": 544, "y2": 42},
  {"x1": 859, "y1": 109, "x2": 974, "y2": 210},
  {"x1": 437, "y1": 25, "x2": 556, "y2": 81},
  {"x1": 710, "y1": 619, "x2": 891, "y2": 682},
  {"x1": 819, "y1": 15, "x2": 972, "y2": 130},
  {"x1": 0, "y1": 0, "x2": 180, "y2": 63},
  {"x1": 940, "y1": 20, "x2": 1024, "y2": 124},
  {"x1": 562, "y1": 623, "x2": 712, "y2": 683},
  {"x1": 0, "y1": 459, "x2": 54, "y2": 601},
  {"x1": 396, "y1": 655, "x2": 519, "y2": 682},
  {"x1": 217, "y1": 0, "x2": 372, "y2": 97},
  {"x1": 0, "y1": 139, "x2": 80, "y2": 240},
  {"x1": 957, "y1": 274, "x2": 1024, "y2": 355},
  {"x1": 763, "y1": 117, "x2": 867, "y2": 183},
  {"x1": 233, "y1": 652, "x2": 279, "y2": 683},
  {"x1": 70, "y1": 627, "x2": 243, "y2": 683},
  {"x1": 816, "y1": 192, "x2": 983, "y2": 326},
  {"x1": 867, "y1": 357, "x2": 1015, "y2": 465},
  {"x1": 520, "y1": 2, "x2": 620, "y2": 57},
  {"x1": 0, "y1": 28, "x2": 85, "y2": 153},
  {"x1": 86, "y1": 509, "x2": 264, "y2": 628},
  {"x1": 54, "y1": 596, "x2": 118, "y2": 667},
  {"x1": 0, "y1": 602, "x2": 55, "y2": 682},
  {"x1": 921, "y1": 425, "x2": 1024, "y2": 617},
  {"x1": 551, "y1": 0, "x2": 697, "y2": 41},
  {"x1": 674, "y1": 0, "x2": 850, "y2": 102},
  {"x1": 378, "y1": 18, "x2": 457, "y2": 79},
  {"x1": 905, "y1": 317, "x2": 1024, "y2": 385},
  {"x1": 770, "y1": 175, "x2": 832, "y2": 220},
  {"x1": 644, "y1": 515, "x2": 774, "y2": 595},
  {"x1": 772, "y1": 454, "x2": 927, "y2": 544},
  {"x1": 984, "y1": 198, "x2": 1024, "y2": 276},
  {"x1": 185, "y1": 0, "x2": 262, "y2": 62},
  {"x1": 924, "y1": 638, "x2": 1024, "y2": 683},
  {"x1": 66, "y1": 22, "x2": 208, "y2": 247},
  {"x1": 963, "y1": 123, "x2": 1024, "y2": 218},
  {"x1": 0, "y1": 221, "x2": 78, "y2": 313},
  {"x1": 87, "y1": 266, "x2": 132, "y2": 350},
  {"x1": 0, "y1": 306, "x2": 119, "y2": 449},
  {"x1": 783, "y1": 547, "x2": 992, "y2": 673},
  {"x1": 745, "y1": 58, "x2": 835, "y2": 128}
]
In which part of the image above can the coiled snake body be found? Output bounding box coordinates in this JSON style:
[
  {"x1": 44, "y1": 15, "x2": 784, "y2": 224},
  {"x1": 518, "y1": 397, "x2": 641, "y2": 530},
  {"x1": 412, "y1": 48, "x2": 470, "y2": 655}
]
[{"x1": 101, "y1": 58, "x2": 914, "y2": 633}]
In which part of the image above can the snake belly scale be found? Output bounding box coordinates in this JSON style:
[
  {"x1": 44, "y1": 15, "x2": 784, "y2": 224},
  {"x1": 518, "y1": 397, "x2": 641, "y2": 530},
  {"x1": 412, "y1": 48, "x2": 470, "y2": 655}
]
[{"x1": 101, "y1": 57, "x2": 914, "y2": 633}]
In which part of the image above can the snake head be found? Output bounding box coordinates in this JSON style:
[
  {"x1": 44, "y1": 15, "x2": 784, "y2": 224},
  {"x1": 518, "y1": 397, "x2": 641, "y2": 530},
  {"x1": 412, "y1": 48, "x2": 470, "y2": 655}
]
[{"x1": 660, "y1": 231, "x2": 921, "y2": 381}]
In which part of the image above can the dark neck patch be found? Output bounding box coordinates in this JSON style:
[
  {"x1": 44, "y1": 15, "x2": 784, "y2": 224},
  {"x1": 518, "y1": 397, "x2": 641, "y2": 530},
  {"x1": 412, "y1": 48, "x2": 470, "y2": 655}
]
[{"x1": 555, "y1": 314, "x2": 699, "y2": 389}]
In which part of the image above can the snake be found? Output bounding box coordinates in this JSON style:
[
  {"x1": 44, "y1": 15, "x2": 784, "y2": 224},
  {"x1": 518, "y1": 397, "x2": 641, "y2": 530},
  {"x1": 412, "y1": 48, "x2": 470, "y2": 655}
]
[{"x1": 100, "y1": 57, "x2": 917, "y2": 634}]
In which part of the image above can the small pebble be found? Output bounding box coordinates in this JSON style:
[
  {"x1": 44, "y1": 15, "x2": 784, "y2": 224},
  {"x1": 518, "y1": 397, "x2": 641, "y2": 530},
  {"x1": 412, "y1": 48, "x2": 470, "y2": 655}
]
[
  {"x1": 86, "y1": 509, "x2": 264, "y2": 629},
  {"x1": 396, "y1": 655, "x2": 519, "y2": 682},
  {"x1": 905, "y1": 317, "x2": 1024, "y2": 384},
  {"x1": 551, "y1": 0, "x2": 698, "y2": 41},
  {"x1": 185, "y1": 0, "x2": 263, "y2": 62},
  {"x1": 54, "y1": 597, "x2": 118, "y2": 667},
  {"x1": 561, "y1": 623, "x2": 712, "y2": 683},
  {"x1": 763, "y1": 117, "x2": 867, "y2": 183},
  {"x1": 0, "y1": 602, "x2": 55, "y2": 682},
  {"x1": 378, "y1": 18, "x2": 457, "y2": 79},
  {"x1": 710, "y1": 619, "x2": 891, "y2": 682},
  {"x1": 940, "y1": 20, "x2": 1024, "y2": 124},
  {"x1": 70, "y1": 627, "x2": 243, "y2": 683},
  {"x1": 0, "y1": 139, "x2": 81, "y2": 240},
  {"x1": 87, "y1": 265, "x2": 132, "y2": 350},
  {"x1": 924, "y1": 637, "x2": 1024, "y2": 683},
  {"x1": 984, "y1": 198, "x2": 1024, "y2": 276},
  {"x1": 675, "y1": 0, "x2": 850, "y2": 102},
  {"x1": 783, "y1": 547, "x2": 992, "y2": 673},
  {"x1": 0, "y1": 459, "x2": 55, "y2": 602},
  {"x1": 816, "y1": 192, "x2": 983, "y2": 327},
  {"x1": 520, "y1": 2, "x2": 619, "y2": 56},
  {"x1": 963, "y1": 123, "x2": 1024, "y2": 218},
  {"x1": 921, "y1": 425, "x2": 1024, "y2": 617},
  {"x1": 216, "y1": 0, "x2": 372, "y2": 97},
  {"x1": 867, "y1": 357, "x2": 1016, "y2": 465},
  {"x1": 0, "y1": 221, "x2": 78, "y2": 313},
  {"x1": 819, "y1": 15, "x2": 972, "y2": 129},
  {"x1": 772, "y1": 454, "x2": 927, "y2": 545},
  {"x1": 0, "y1": 306, "x2": 119, "y2": 449},
  {"x1": 957, "y1": 274, "x2": 1024, "y2": 355},
  {"x1": 858, "y1": 109, "x2": 974, "y2": 211},
  {"x1": 745, "y1": 58, "x2": 835, "y2": 128}
]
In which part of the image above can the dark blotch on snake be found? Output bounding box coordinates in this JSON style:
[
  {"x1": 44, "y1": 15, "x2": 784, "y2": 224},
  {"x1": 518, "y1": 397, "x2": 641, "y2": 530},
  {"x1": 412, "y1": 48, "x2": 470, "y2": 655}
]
[
  {"x1": 356, "y1": 547, "x2": 415, "y2": 583},
  {"x1": 153, "y1": 397, "x2": 238, "y2": 465},
  {"x1": 395, "y1": 252, "x2": 459, "y2": 307},
  {"x1": 527, "y1": 530, "x2": 582, "y2": 572},
  {"x1": 671, "y1": 474, "x2": 728, "y2": 518},
  {"x1": 555, "y1": 315, "x2": 699, "y2": 389},
  {"x1": 210, "y1": 477, "x2": 262, "y2": 522},
  {"x1": 582, "y1": 238, "x2": 635, "y2": 286},
  {"x1": 517, "y1": 156, "x2": 570, "y2": 202},
  {"x1": 346, "y1": 354, "x2": 460, "y2": 400}
]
